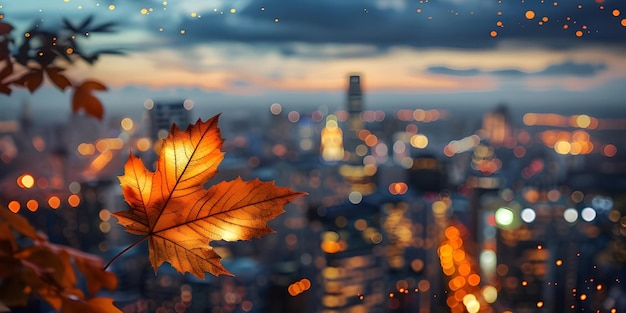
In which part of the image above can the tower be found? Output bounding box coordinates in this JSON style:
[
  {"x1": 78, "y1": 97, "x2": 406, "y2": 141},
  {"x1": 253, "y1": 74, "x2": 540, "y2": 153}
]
[
  {"x1": 347, "y1": 75, "x2": 363, "y2": 114},
  {"x1": 344, "y1": 75, "x2": 364, "y2": 163}
]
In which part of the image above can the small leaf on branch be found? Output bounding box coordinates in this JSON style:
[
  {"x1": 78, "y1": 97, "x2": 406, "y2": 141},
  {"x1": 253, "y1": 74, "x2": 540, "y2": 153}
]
[
  {"x1": 112, "y1": 114, "x2": 306, "y2": 278},
  {"x1": 0, "y1": 22, "x2": 12, "y2": 36},
  {"x1": 13, "y1": 68, "x2": 43, "y2": 93},
  {"x1": 0, "y1": 207, "x2": 43, "y2": 240},
  {"x1": 46, "y1": 243, "x2": 118, "y2": 296},
  {"x1": 62, "y1": 297, "x2": 122, "y2": 313},
  {"x1": 45, "y1": 66, "x2": 72, "y2": 91},
  {"x1": 71, "y1": 80, "x2": 106, "y2": 120}
]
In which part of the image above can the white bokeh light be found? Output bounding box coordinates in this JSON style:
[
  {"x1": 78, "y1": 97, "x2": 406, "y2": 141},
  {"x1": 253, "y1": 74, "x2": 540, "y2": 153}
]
[
  {"x1": 563, "y1": 208, "x2": 578, "y2": 223},
  {"x1": 348, "y1": 191, "x2": 362, "y2": 204},
  {"x1": 581, "y1": 207, "x2": 597, "y2": 222},
  {"x1": 520, "y1": 208, "x2": 536, "y2": 223}
]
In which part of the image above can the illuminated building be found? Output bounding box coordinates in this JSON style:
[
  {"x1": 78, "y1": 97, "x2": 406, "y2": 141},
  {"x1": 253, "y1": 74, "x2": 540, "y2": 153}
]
[
  {"x1": 481, "y1": 104, "x2": 512, "y2": 147},
  {"x1": 320, "y1": 201, "x2": 386, "y2": 313},
  {"x1": 321, "y1": 115, "x2": 344, "y2": 162},
  {"x1": 337, "y1": 75, "x2": 377, "y2": 194},
  {"x1": 147, "y1": 100, "x2": 192, "y2": 141},
  {"x1": 344, "y1": 75, "x2": 364, "y2": 162}
]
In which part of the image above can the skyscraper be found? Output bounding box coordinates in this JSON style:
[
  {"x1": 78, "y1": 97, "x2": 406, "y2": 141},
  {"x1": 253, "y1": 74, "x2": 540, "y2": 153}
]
[
  {"x1": 147, "y1": 100, "x2": 192, "y2": 141},
  {"x1": 347, "y1": 75, "x2": 363, "y2": 114},
  {"x1": 339, "y1": 75, "x2": 376, "y2": 194},
  {"x1": 344, "y1": 75, "x2": 364, "y2": 162}
]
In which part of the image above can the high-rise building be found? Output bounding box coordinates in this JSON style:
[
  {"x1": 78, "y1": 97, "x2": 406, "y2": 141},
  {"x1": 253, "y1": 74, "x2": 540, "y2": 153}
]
[
  {"x1": 344, "y1": 75, "x2": 364, "y2": 161},
  {"x1": 338, "y1": 75, "x2": 378, "y2": 194},
  {"x1": 147, "y1": 100, "x2": 192, "y2": 141},
  {"x1": 481, "y1": 104, "x2": 512, "y2": 146},
  {"x1": 347, "y1": 75, "x2": 363, "y2": 114},
  {"x1": 321, "y1": 115, "x2": 344, "y2": 162}
]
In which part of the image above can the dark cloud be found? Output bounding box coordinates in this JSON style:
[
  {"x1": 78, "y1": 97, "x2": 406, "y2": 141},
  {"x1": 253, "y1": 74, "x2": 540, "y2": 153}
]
[
  {"x1": 166, "y1": 0, "x2": 626, "y2": 53},
  {"x1": 427, "y1": 66, "x2": 480, "y2": 76},
  {"x1": 4, "y1": 0, "x2": 626, "y2": 55},
  {"x1": 427, "y1": 60, "x2": 608, "y2": 77},
  {"x1": 490, "y1": 69, "x2": 527, "y2": 76},
  {"x1": 538, "y1": 60, "x2": 607, "y2": 77}
]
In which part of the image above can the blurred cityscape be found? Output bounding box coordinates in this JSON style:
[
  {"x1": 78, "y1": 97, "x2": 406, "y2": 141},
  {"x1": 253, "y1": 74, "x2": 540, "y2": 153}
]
[{"x1": 1, "y1": 74, "x2": 626, "y2": 313}]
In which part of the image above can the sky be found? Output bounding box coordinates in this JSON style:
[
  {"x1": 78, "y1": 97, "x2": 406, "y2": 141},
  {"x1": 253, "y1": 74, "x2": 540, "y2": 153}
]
[{"x1": 1, "y1": 0, "x2": 626, "y2": 121}]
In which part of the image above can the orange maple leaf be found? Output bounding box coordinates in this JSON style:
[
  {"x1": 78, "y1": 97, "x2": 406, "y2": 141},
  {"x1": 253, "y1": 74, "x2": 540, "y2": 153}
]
[{"x1": 112, "y1": 114, "x2": 305, "y2": 278}]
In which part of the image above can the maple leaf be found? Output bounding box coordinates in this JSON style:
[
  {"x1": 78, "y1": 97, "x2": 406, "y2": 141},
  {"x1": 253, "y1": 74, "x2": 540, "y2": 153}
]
[
  {"x1": 62, "y1": 297, "x2": 121, "y2": 313},
  {"x1": 112, "y1": 114, "x2": 306, "y2": 278},
  {"x1": 45, "y1": 66, "x2": 72, "y2": 91},
  {"x1": 13, "y1": 68, "x2": 43, "y2": 93},
  {"x1": 1, "y1": 207, "x2": 120, "y2": 312},
  {"x1": 46, "y1": 243, "x2": 118, "y2": 296},
  {"x1": 71, "y1": 80, "x2": 106, "y2": 120},
  {"x1": 0, "y1": 206, "x2": 42, "y2": 241}
]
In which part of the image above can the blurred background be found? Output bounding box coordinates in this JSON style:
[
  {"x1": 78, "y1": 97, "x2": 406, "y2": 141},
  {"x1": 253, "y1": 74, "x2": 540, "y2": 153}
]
[{"x1": 1, "y1": 1, "x2": 626, "y2": 312}]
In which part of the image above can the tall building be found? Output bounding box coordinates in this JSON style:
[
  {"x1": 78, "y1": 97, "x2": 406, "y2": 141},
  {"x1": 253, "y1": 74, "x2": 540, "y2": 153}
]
[
  {"x1": 147, "y1": 100, "x2": 192, "y2": 141},
  {"x1": 481, "y1": 104, "x2": 512, "y2": 146},
  {"x1": 321, "y1": 115, "x2": 344, "y2": 162},
  {"x1": 320, "y1": 201, "x2": 386, "y2": 313},
  {"x1": 344, "y1": 75, "x2": 364, "y2": 161},
  {"x1": 347, "y1": 75, "x2": 363, "y2": 114},
  {"x1": 338, "y1": 75, "x2": 377, "y2": 194}
]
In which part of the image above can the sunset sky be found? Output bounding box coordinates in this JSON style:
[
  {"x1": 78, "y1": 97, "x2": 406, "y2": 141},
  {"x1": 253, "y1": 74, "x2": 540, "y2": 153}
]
[{"x1": 1, "y1": 0, "x2": 626, "y2": 121}]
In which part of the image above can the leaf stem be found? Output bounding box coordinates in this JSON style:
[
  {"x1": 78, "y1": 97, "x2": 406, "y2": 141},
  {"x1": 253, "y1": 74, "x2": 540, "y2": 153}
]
[{"x1": 104, "y1": 236, "x2": 148, "y2": 270}]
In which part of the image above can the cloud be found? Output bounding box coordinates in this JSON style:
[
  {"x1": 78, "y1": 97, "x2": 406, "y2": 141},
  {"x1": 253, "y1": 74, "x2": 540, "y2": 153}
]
[
  {"x1": 158, "y1": 0, "x2": 626, "y2": 53},
  {"x1": 427, "y1": 67, "x2": 480, "y2": 76},
  {"x1": 537, "y1": 60, "x2": 607, "y2": 77},
  {"x1": 427, "y1": 60, "x2": 608, "y2": 78},
  {"x1": 6, "y1": 0, "x2": 625, "y2": 57}
]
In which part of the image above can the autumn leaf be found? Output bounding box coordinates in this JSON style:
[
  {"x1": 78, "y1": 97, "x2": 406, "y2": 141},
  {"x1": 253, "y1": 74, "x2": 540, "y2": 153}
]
[
  {"x1": 13, "y1": 68, "x2": 43, "y2": 93},
  {"x1": 45, "y1": 66, "x2": 72, "y2": 91},
  {"x1": 62, "y1": 297, "x2": 121, "y2": 313},
  {"x1": 0, "y1": 207, "x2": 43, "y2": 241},
  {"x1": 0, "y1": 22, "x2": 12, "y2": 36},
  {"x1": 71, "y1": 80, "x2": 106, "y2": 120},
  {"x1": 1, "y1": 207, "x2": 119, "y2": 312},
  {"x1": 0, "y1": 59, "x2": 12, "y2": 80},
  {"x1": 112, "y1": 114, "x2": 306, "y2": 278},
  {"x1": 45, "y1": 243, "x2": 118, "y2": 296}
]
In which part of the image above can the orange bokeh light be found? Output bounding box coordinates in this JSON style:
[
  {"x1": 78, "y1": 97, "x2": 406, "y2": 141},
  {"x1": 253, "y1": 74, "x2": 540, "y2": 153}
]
[
  {"x1": 603, "y1": 144, "x2": 617, "y2": 157},
  {"x1": 468, "y1": 274, "x2": 481, "y2": 286},
  {"x1": 26, "y1": 199, "x2": 39, "y2": 212},
  {"x1": 389, "y1": 182, "x2": 408, "y2": 195},
  {"x1": 18, "y1": 174, "x2": 35, "y2": 189},
  {"x1": 48, "y1": 196, "x2": 61, "y2": 209},
  {"x1": 8, "y1": 201, "x2": 20, "y2": 213},
  {"x1": 68, "y1": 194, "x2": 81, "y2": 207}
]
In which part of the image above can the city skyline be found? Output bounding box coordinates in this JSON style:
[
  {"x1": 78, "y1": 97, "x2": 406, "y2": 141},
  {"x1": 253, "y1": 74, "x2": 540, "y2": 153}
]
[{"x1": 2, "y1": 71, "x2": 625, "y2": 312}]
